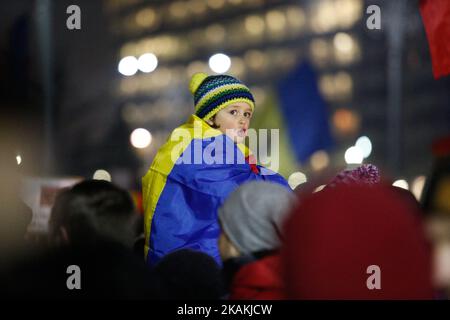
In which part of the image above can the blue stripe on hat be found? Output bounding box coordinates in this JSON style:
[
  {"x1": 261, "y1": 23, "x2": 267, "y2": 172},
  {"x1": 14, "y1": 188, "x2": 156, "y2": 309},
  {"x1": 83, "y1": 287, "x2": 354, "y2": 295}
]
[
  {"x1": 194, "y1": 76, "x2": 242, "y2": 104},
  {"x1": 196, "y1": 91, "x2": 254, "y2": 118}
]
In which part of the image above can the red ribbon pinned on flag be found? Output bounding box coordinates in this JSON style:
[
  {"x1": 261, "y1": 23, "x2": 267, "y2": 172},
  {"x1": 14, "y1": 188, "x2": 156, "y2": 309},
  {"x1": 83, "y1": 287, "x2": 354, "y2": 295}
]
[{"x1": 245, "y1": 154, "x2": 260, "y2": 174}]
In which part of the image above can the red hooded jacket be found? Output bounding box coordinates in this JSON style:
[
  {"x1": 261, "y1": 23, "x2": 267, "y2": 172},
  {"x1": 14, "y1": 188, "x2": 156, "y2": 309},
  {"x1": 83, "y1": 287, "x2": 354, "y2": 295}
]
[{"x1": 228, "y1": 253, "x2": 284, "y2": 300}]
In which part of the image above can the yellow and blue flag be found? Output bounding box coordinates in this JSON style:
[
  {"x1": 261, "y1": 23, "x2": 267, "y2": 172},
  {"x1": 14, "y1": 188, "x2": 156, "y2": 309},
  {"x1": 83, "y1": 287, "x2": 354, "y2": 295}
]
[
  {"x1": 277, "y1": 62, "x2": 334, "y2": 163},
  {"x1": 142, "y1": 115, "x2": 289, "y2": 266}
]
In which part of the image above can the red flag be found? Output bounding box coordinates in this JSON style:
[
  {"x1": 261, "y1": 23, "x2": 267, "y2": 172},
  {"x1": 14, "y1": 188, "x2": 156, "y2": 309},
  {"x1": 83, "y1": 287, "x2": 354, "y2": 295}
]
[{"x1": 420, "y1": 0, "x2": 450, "y2": 79}]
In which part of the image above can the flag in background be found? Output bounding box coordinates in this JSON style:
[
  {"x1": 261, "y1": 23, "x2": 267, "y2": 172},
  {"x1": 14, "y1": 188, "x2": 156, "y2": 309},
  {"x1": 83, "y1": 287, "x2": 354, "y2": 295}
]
[
  {"x1": 276, "y1": 62, "x2": 334, "y2": 163},
  {"x1": 420, "y1": 0, "x2": 450, "y2": 79},
  {"x1": 248, "y1": 91, "x2": 298, "y2": 179}
]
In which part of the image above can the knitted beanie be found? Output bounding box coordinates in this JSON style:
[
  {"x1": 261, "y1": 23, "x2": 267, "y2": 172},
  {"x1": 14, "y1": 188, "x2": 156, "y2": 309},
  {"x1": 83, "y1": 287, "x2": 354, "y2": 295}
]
[
  {"x1": 283, "y1": 184, "x2": 434, "y2": 299},
  {"x1": 326, "y1": 164, "x2": 381, "y2": 188},
  {"x1": 218, "y1": 181, "x2": 295, "y2": 255},
  {"x1": 189, "y1": 72, "x2": 255, "y2": 120}
]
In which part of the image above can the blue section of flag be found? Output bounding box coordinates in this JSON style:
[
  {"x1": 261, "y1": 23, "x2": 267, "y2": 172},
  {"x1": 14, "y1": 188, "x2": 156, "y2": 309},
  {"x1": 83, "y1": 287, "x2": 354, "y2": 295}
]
[
  {"x1": 147, "y1": 134, "x2": 290, "y2": 266},
  {"x1": 276, "y1": 62, "x2": 334, "y2": 163}
]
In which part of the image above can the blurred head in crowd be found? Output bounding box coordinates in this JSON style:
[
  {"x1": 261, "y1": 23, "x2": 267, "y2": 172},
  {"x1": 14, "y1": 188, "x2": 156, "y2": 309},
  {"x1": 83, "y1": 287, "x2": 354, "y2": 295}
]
[
  {"x1": 218, "y1": 181, "x2": 295, "y2": 260},
  {"x1": 49, "y1": 179, "x2": 138, "y2": 248},
  {"x1": 152, "y1": 249, "x2": 224, "y2": 299},
  {"x1": 283, "y1": 184, "x2": 434, "y2": 299}
]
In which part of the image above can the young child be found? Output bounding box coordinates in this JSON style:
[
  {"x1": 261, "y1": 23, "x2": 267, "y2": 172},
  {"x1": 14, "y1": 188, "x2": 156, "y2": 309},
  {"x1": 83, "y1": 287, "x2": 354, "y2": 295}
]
[{"x1": 142, "y1": 72, "x2": 289, "y2": 266}]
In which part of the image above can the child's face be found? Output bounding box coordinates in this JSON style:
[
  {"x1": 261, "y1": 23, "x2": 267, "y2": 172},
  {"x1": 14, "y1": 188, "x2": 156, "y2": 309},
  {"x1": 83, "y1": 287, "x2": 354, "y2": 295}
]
[{"x1": 207, "y1": 102, "x2": 253, "y2": 144}]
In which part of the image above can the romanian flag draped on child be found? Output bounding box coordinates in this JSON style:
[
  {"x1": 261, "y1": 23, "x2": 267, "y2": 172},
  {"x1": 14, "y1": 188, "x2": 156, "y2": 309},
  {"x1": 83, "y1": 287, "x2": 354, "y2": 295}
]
[{"x1": 142, "y1": 73, "x2": 289, "y2": 266}]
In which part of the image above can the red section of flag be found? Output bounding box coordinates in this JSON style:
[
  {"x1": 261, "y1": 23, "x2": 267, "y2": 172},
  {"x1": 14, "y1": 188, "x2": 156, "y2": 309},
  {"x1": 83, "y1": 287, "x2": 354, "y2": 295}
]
[
  {"x1": 245, "y1": 155, "x2": 260, "y2": 174},
  {"x1": 432, "y1": 135, "x2": 450, "y2": 158},
  {"x1": 420, "y1": 0, "x2": 450, "y2": 79},
  {"x1": 130, "y1": 191, "x2": 144, "y2": 215}
]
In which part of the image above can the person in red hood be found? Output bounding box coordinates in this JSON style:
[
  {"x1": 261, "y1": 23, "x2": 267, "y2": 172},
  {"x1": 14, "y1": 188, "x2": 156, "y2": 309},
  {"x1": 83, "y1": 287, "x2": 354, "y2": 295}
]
[
  {"x1": 218, "y1": 181, "x2": 296, "y2": 299},
  {"x1": 283, "y1": 183, "x2": 435, "y2": 299}
]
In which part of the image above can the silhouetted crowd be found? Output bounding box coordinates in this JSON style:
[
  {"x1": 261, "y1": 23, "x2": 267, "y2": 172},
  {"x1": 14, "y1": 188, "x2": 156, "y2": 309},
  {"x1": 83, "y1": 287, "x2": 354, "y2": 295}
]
[{"x1": 1, "y1": 157, "x2": 448, "y2": 300}]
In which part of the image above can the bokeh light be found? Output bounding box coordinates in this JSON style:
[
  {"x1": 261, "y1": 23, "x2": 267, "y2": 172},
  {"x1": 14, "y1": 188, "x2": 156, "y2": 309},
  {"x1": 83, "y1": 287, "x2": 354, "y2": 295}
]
[
  {"x1": 137, "y1": 53, "x2": 158, "y2": 73},
  {"x1": 355, "y1": 136, "x2": 372, "y2": 158},
  {"x1": 345, "y1": 146, "x2": 364, "y2": 164},
  {"x1": 209, "y1": 53, "x2": 231, "y2": 73},
  {"x1": 93, "y1": 169, "x2": 112, "y2": 182},
  {"x1": 118, "y1": 56, "x2": 138, "y2": 76},
  {"x1": 310, "y1": 150, "x2": 330, "y2": 171},
  {"x1": 411, "y1": 175, "x2": 426, "y2": 200},
  {"x1": 288, "y1": 172, "x2": 308, "y2": 190},
  {"x1": 130, "y1": 128, "x2": 152, "y2": 149},
  {"x1": 393, "y1": 179, "x2": 409, "y2": 190}
]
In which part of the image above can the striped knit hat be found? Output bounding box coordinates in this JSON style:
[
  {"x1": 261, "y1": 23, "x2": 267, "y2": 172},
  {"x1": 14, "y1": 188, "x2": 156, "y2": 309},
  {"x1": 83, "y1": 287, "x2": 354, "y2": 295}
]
[{"x1": 189, "y1": 72, "x2": 255, "y2": 120}]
